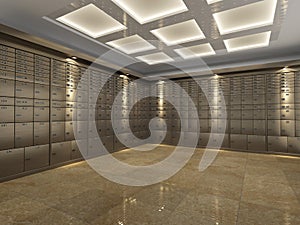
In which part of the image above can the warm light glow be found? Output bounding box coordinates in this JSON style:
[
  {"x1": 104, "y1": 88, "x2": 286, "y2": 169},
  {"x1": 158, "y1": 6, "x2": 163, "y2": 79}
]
[
  {"x1": 57, "y1": 4, "x2": 126, "y2": 38},
  {"x1": 174, "y1": 43, "x2": 215, "y2": 59},
  {"x1": 206, "y1": 0, "x2": 223, "y2": 5},
  {"x1": 111, "y1": 0, "x2": 188, "y2": 24},
  {"x1": 150, "y1": 20, "x2": 205, "y2": 46},
  {"x1": 213, "y1": 0, "x2": 278, "y2": 35},
  {"x1": 136, "y1": 52, "x2": 174, "y2": 65},
  {"x1": 106, "y1": 34, "x2": 156, "y2": 54},
  {"x1": 224, "y1": 31, "x2": 271, "y2": 52}
]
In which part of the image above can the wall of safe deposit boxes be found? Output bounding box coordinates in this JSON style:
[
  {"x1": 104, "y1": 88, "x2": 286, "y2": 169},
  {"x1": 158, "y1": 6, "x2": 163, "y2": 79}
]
[
  {"x1": 0, "y1": 40, "x2": 150, "y2": 180},
  {"x1": 150, "y1": 73, "x2": 300, "y2": 154}
]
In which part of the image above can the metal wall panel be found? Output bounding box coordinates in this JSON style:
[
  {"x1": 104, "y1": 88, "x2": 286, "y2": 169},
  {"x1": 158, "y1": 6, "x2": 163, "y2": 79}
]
[
  {"x1": 0, "y1": 79, "x2": 14, "y2": 97},
  {"x1": 247, "y1": 135, "x2": 266, "y2": 152},
  {"x1": 34, "y1": 84, "x2": 49, "y2": 99},
  {"x1": 0, "y1": 97, "x2": 14, "y2": 106},
  {"x1": 24, "y1": 144, "x2": 49, "y2": 171},
  {"x1": 51, "y1": 122, "x2": 65, "y2": 143},
  {"x1": 230, "y1": 134, "x2": 247, "y2": 150},
  {"x1": 16, "y1": 81, "x2": 34, "y2": 98},
  {"x1": 0, "y1": 148, "x2": 24, "y2": 178},
  {"x1": 0, "y1": 123, "x2": 14, "y2": 150},
  {"x1": 34, "y1": 122, "x2": 49, "y2": 145},
  {"x1": 287, "y1": 137, "x2": 300, "y2": 154},
  {"x1": 230, "y1": 120, "x2": 241, "y2": 134},
  {"x1": 15, "y1": 106, "x2": 33, "y2": 122},
  {"x1": 281, "y1": 120, "x2": 295, "y2": 137},
  {"x1": 253, "y1": 120, "x2": 266, "y2": 135},
  {"x1": 51, "y1": 141, "x2": 71, "y2": 165},
  {"x1": 268, "y1": 136, "x2": 287, "y2": 152},
  {"x1": 0, "y1": 106, "x2": 14, "y2": 122},
  {"x1": 65, "y1": 121, "x2": 75, "y2": 141},
  {"x1": 51, "y1": 107, "x2": 65, "y2": 121},
  {"x1": 15, "y1": 123, "x2": 33, "y2": 147},
  {"x1": 34, "y1": 107, "x2": 49, "y2": 122},
  {"x1": 71, "y1": 140, "x2": 83, "y2": 159},
  {"x1": 267, "y1": 120, "x2": 281, "y2": 136}
]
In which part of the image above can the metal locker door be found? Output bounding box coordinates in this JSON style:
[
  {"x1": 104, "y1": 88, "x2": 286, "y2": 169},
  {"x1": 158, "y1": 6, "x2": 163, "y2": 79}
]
[
  {"x1": 51, "y1": 141, "x2": 72, "y2": 165},
  {"x1": 51, "y1": 122, "x2": 65, "y2": 143},
  {"x1": 267, "y1": 109, "x2": 280, "y2": 119},
  {"x1": 287, "y1": 137, "x2": 300, "y2": 153},
  {"x1": 71, "y1": 140, "x2": 83, "y2": 159},
  {"x1": 267, "y1": 120, "x2": 281, "y2": 136},
  {"x1": 77, "y1": 108, "x2": 88, "y2": 121},
  {"x1": 34, "y1": 84, "x2": 49, "y2": 99},
  {"x1": 66, "y1": 88, "x2": 76, "y2": 102},
  {"x1": 198, "y1": 133, "x2": 209, "y2": 147},
  {"x1": 75, "y1": 121, "x2": 88, "y2": 140},
  {"x1": 15, "y1": 106, "x2": 33, "y2": 122},
  {"x1": 242, "y1": 120, "x2": 253, "y2": 135},
  {"x1": 242, "y1": 110, "x2": 253, "y2": 120},
  {"x1": 51, "y1": 108, "x2": 65, "y2": 121},
  {"x1": 247, "y1": 135, "x2": 266, "y2": 152},
  {"x1": 34, "y1": 122, "x2": 49, "y2": 145},
  {"x1": 97, "y1": 120, "x2": 106, "y2": 136},
  {"x1": 281, "y1": 93, "x2": 294, "y2": 104},
  {"x1": 281, "y1": 108, "x2": 295, "y2": 120},
  {"x1": 296, "y1": 121, "x2": 300, "y2": 137},
  {"x1": 0, "y1": 97, "x2": 14, "y2": 106},
  {"x1": 266, "y1": 94, "x2": 280, "y2": 104},
  {"x1": 16, "y1": 81, "x2": 34, "y2": 98},
  {"x1": 268, "y1": 136, "x2": 287, "y2": 152},
  {"x1": 24, "y1": 144, "x2": 49, "y2": 171},
  {"x1": 230, "y1": 110, "x2": 241, "y2": 120},
  {"x1": 65, "y1": 121, "x2": 75, "y2": 141},
  {"x1": 253, "y1": 95, "x2": 265, "y2": 104},
  {"x1": 52, "y1": 87, "x2": 66, "y2": 101},
  {"x1": 34, "y1": 107, "x2": 49, "y2": 122},
  {"x1": 230, "y1": 120, "x2": 241, "y2": 134},
  {"x1": 253, "y1": 120, "x2": 266, "y2": 135},
  {"x1": 0, "y1": 123, "x2": 14, "y2": 150},
  {"x1": 230, "y1": 134, "x2": 247, "y2": 150},
  {"x1": 65, "y1": 108, "x2": 74, "y2": 121},
  {"x1": 0, "y1": 106, "x2": 14, "y2": 122},
  {"x1": 281, "y1": 120, "x2": 295, "y2": 137},
  {"x1": 102, "y1": 136, "x2": 114, "y2": 152},
  {"x1": 199, "y1": 119, "x2": 209, "y2": 133},
  {"x1": 0, "y1": 148, "x2": 24, "y2": 178},
  {"x1": 188, "y1": 119, "x2": 199, "y2": 132},
  {"x1": 77, "y1": 90, "x2": 88, "y2": 103},
  {"x1": 15, "y1": 123, "x2": 33, "y2": 147},
  {"x1": 242, "y1": 94, "x2": 253, "y2": 104},
  {"x1": 0, "y1": 79, "x2": 14, "y2": 97},
  {"x1": 253, "y1": 109, "x2": 265, "y2": 120}
]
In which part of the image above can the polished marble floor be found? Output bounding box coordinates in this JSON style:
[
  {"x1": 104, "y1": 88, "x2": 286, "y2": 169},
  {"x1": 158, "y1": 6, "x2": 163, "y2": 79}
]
[{"x1": 1, "y1": 144, "x2": 300, "y2": 225}]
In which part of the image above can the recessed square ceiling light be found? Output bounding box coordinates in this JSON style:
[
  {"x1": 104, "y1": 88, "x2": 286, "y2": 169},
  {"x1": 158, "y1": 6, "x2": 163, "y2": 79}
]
[
  {"x1": 136, "y1": 52, "x2": 174, "y2": 65},
  {"x1": 206, "y1": 0, "x2": 223, "y2": 5},
  {"x1": 174, "y1": 43, "x2": 216, "y2": 59},
  {"x1": 111, "y1": 0, "x2": 188, "y2": 24},
  {"x1": 57, "y1": 4, "x2": 126, "y2": 38},
  {"x1": 106, "y1": 35, "x2": 156, "y2": 54},
  {"x1": 150, "y1": 19, "x2": 205, "y2": 46},
  {"x1": 224, "y1": 31, "x2": 271, "y2": 52},
  {"x1": 213, "y1": 0, "x2": 277, "y2": 35}
]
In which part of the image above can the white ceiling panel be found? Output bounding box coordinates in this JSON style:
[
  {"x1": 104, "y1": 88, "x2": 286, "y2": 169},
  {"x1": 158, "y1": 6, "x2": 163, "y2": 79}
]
[{"x1": 57, "y1": 4, "x2": 126, "y2": 38}]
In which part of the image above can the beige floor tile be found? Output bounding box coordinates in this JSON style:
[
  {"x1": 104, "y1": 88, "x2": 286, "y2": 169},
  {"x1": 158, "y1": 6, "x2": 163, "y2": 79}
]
[
  {"x1": 237, "y1": 201, "x2": 300, "y2": 225},
  {"x1": 91, "y1": 199, "x2": 171, "y2": 225},
  {"x1": 53, "y1": 189, "x2": 123, "y2": 223},
  {"x1": 173, "y1": 193, "x2": 239, "y2": 225},
  {"x1": 241, "y1": 180, "x2": 300, "y2": 213}
]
